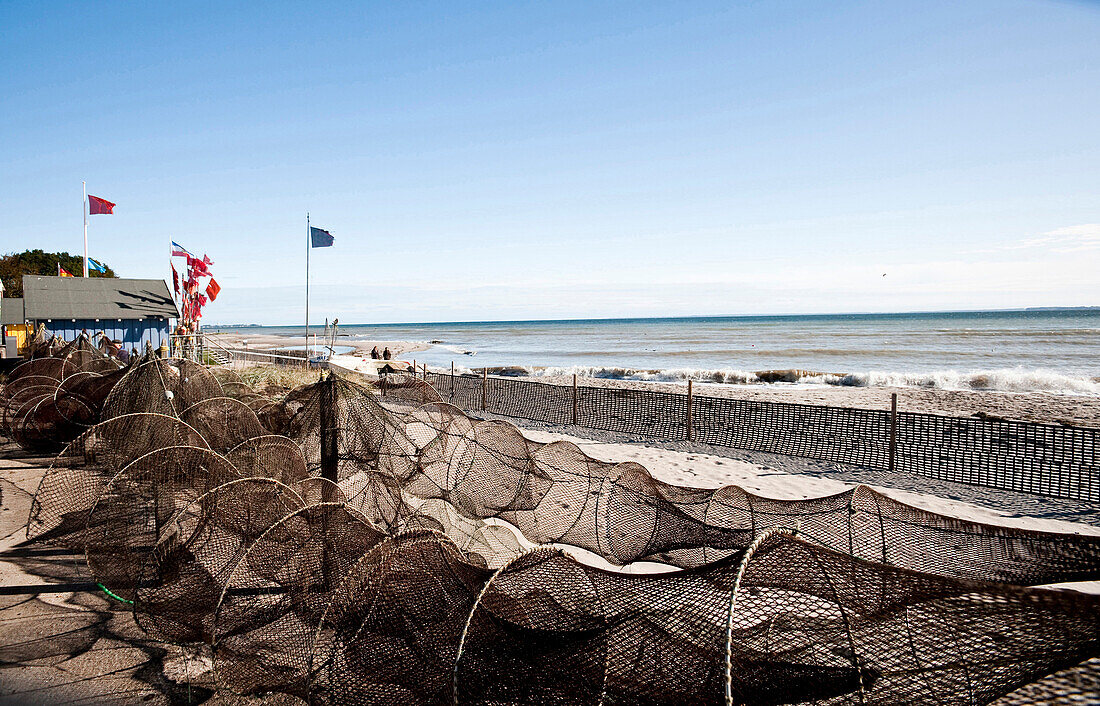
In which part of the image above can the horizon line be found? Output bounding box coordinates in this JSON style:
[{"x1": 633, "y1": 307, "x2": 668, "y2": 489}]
[{"x1": 205, "y1": 305, "x2": 1100, "y2": 329}]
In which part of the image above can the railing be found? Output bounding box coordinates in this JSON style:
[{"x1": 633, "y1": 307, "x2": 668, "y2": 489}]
[
  {"x1": 170, "y1": 334, "x2": 315, "y2": 368},
  {"x1": 423, "y1": 368, "x2": 1100, "y2": 502},
  {"x1": 220, "y1": 348, "x2": 314, "y2": 367}
]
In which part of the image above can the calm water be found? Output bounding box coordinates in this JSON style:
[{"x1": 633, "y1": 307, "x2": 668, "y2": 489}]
[{"x1": 209, "y1": 309, "x2": 1100, "y2": 393}]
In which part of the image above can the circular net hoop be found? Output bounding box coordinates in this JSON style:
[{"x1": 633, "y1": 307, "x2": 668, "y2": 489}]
[
  {"x1": 54, "y1": 368, "x2": 129, "y2": 425},
  {"x1": 27, "y1": 414, "x2": 209, "y2": 546},
  {"x1": 286, "y1": 376, "x2": 396, "y2": 479},
  {"x1": 211, "y1": 502, "x2": 386, "y2": 697},
  {"x1": 101, "y1": 356, "x2": 224, "y2": 420},
  {"x1": 180, "y1": 396, "x2": 265, "y2": 453},
  {"x1": 133, "y1": 476, "x2": 306, "y2": 644},
  {"x1": 84, "y1": 445, "x2": 242, "y2": 601},
  {"x1": 318, "y1": 530, "x2": 486, "y2": 705},
  {"x1": 377, "y1": 373, "x2": 444, "y2": 409},
  {"x1": 226, "y1": 435, "x2": 311, "y2": 487}
]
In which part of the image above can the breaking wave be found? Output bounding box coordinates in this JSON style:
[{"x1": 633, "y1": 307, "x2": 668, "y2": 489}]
[{"x1": 478, "y1": 365, "x2": 1100, "y2": 395}]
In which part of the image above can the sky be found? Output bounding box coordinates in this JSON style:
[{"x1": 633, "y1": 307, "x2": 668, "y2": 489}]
[{"x1": 1, "y1": 0, "x2": 1098, "y2": 325}]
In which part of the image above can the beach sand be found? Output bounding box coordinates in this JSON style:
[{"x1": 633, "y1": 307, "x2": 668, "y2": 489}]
[
  {"x1": 519, "y1": 372, "x2": 1100, "y2": 427},
  {"x1": 208, "y1": 331, "x2": 428, "y2": 359}
]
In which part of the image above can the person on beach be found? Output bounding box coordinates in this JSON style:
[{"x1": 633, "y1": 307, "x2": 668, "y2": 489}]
[
  {"x1": 371, "y1": 346, "x2": 380, "y2": 359},
  {"x1": 383, "y1": 347, "x2": 391, "y2": 360}
]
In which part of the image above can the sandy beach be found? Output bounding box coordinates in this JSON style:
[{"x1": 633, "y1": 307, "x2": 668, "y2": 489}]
[
  {"x1": 522, "y1": 372, "x2": 1100, "y2": 427},
  {"x1": 208, "y1": 331, "x2": 429, "y2": 359}
]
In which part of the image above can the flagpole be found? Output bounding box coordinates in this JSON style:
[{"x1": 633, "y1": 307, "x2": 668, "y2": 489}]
[
  {"x1": 305, "y1": 212, "x2": 310, "y2": 357},
  {"x1": 83, "y1": 181, "x2": 89, "y2": 277}
]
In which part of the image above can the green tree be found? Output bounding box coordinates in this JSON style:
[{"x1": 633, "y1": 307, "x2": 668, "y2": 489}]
[{"x1": 0, "y1": 250, "x2": 117, "y2": 297}]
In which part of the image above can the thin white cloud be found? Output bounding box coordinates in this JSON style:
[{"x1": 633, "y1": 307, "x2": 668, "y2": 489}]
[{"x1": 982, "y1": 223, "x2": 1100, "y2": 254}]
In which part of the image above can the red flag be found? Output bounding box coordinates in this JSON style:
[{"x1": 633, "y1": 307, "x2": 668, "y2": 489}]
[
  {"x1": 59, "y1": 266, "x2": 75, "y2": 277},
  {"x1": 88, "y1": 195, "x2": 115, "y2": 214},
  {"x1": 187, "y1": 255, "x2": 210, "y2": 278},
  {"x1": 171, "y1": 264, "x2": 180, "y2": 295},
  {"x1": 203, "y1": 254, "x2": 214, "y2": 266},
  {"x1": 205, "y1": 278, "x2": 220, "y2": 301}
]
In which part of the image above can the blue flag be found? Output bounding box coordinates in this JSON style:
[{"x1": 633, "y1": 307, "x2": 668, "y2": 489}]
[
  {"x1": 87, "y1": 257, "x2": 107, "y2": 273},
  {"x1": 310, "y1": 227, "x2": 334, "y2": 248}
]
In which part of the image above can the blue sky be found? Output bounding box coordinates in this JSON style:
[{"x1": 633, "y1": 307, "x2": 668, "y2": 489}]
[{"x1": 1, "y1": 0, "x2": 1097, "y2": 324}]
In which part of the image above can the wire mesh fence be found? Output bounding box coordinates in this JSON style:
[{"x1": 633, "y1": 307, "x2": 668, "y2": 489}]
[{"x1": 425, "y1": 370, "x2": 1100, "y2": 502}]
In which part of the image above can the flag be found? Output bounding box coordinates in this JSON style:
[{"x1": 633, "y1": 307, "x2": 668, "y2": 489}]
[
  {"x1": 88, "y1": 195, "x2": 115, "y2": 214},
  {"x1": 87, "y1": 257, "x2": 107, "y2": 274},
  {"x1": 59, "y1": 266, "x2": 74, "y2": 277},
  {"x1": 171, "y1": 241, "x2": 192, "y2": 257},
  {"x1": 203, "y1": 254, "x2": 214, "y2": 266},
  {"x1": 172, "y1": 264, "x2": 180, "y2": 295},
  {"x1": 205, "y1": 278, "x2": 221, "y2": 301},
  {"x1": 310, "y1": 226, "x2": 334, "y2": 247},
  {"x1": 187, "y1": 255, "x2": 210, "y2": 278}
]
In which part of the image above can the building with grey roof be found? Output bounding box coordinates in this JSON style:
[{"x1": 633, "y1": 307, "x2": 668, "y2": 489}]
[{"x1": 17, "y1": 275, "x2": 178, "y2": 352}]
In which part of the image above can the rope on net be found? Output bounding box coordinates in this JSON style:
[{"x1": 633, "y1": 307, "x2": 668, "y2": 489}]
[{"x1": 724, "y1": 524, "x2": 802, "y2": 706}]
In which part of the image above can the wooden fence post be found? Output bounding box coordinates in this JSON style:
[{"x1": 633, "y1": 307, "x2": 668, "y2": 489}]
[
  {"x1": 687, "y1": 380, "x2": 694, "y2": 442},
  {"x1": 889, "y1": 393, "x2": 898, "y2": 473},
  {"x1": 412, "y1": 359, "x2": 416, "y2": 377},
  {"x1": 451, "y1": 361, "x2": 455, "y2": 400},
  {"x1": 572, "y1": 374, "x2": 578, "y2": 426},
  {"x1": 481, "y1": 368, "x2": 488, "y2": 411}
]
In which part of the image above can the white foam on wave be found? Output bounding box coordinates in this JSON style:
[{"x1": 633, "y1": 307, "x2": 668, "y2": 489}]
[
  {"x1": 828, "y1": 368, "x2": 1100, "y2": 394},
  {"x1": 533, "y1": 365, "x2": 760, "y2": 384},
  {"x1": 504, "y1": 365, "x2": 1100, "y2": 395}
]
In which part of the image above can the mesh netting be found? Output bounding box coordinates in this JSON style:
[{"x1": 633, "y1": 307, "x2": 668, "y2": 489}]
[
  {"x1": 101, "y1": 355, "x2": 224, "y2": 420},
  {"x1": 26, "y1": 413, "x2": 210, "y2": 546},
  {"x1": 0, "y1": 335, "x2": 124, "y2": 450},
  {"x1": 134, "y1": 476, "x2": 307, "y2": 643},
  {"x1": 8, "y1": 366, "x2": 1100, "y2": 704},
  {"x1": 180, "y1": 396, "x2": 266, "y2": 452}
]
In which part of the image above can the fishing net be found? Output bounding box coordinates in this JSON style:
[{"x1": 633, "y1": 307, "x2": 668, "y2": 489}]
[
  {"x1": 11, "y1": 367, "x2": 1100, "y2": 704},
  {"x1": 211, "y1": 502, "x2": 386, "y2": 696},
  {"x1": 0, "y1": 340, "x2": 125, "y2": 450},
  {"x1": 180, "y1": 396, "x2": 266, "y2": 452},
  {"x1": 84, "y1": 445, "x2": 242, "y2": 601},
  {"x1": 225, "y1": 434, "x2": 312, "y2": 487},
  {"x1": 366, "y1": 388, "x2": 1100, "y2": 585},
  {"x1": 134, "y1": 476, "x2": 307, "y2": 643},
  {"x1": 101, "y1": 355, "x2": 224, "y2": 420},
  {"x1": 26, "y1": 413, "x2": 209, "y2": 547},
  {"x1": 378, "y1": 372, "x2": 444, "y2": 409}
]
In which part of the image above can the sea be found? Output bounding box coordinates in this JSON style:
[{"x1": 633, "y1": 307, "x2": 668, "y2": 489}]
[{"x1": 208, "y1": 309, "x2": 1100, "y2": 395}]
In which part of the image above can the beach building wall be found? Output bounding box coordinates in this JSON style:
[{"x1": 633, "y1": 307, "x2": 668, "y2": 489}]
[
  {"x1": 2, "y1": 297, "x2": 29, "y2": 356},
  {"x1": 20, "y1": 276, "x2": 178, "y2": 352}
]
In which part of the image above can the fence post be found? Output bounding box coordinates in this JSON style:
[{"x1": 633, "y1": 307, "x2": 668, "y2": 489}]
[
  {"x1": 413, "y1": 359, "x2": 416, "y2": 377},
  {"x1": 687, "y1": 380, "x2": 694, "y2": 442},
  {"x1": 451, "y1": 361, "x2": 455, "y2": 401},
  {"x1": 572, "y1": 374, "x2": 578, "y2": 426},
  {"x1": 481, "y1": 368, "x2": 488, "y2": 411},
  {"x1": 889, "y1": 393, "x2": 898, "y2": 473},
  {"x1": 319, "y1": 375, "x2": 339, "y2": 493}
]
